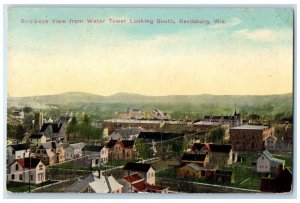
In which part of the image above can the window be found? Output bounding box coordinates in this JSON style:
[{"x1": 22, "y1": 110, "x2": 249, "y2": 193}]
[
  {"x1": 38, "y1": 173, "x2": 43, "y2": 181},
  {"x1": 12, "y1": 174, "x2": 15, "y2": 180},
  {"x1": 19, "y1": 174, "x2": 22, "y2": 180},
  {"x1": 39, "y1": 164, "x2": 43, "y2": 171},
  {"x1": 31, "y1": 175, "x2": 33, "y2": 181},
  {"x1": 95, "y1": 159, "x2": 99, "y2": 165},
  {"x1": 12, "y1": 150, "x2": 15, "y2": 155},
  {"x1": 15, "y1": 164, "x2": 19, "y2": 171}
]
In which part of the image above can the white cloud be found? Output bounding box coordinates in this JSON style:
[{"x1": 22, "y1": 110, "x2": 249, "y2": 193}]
[{"x1": 234, "y1": 29, "x2": 278, "y2": 41}]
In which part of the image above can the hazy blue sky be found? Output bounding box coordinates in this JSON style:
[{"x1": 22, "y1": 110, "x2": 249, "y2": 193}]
[{"x1": 7, "y1": 7, "x2": 294, "y2": 97}]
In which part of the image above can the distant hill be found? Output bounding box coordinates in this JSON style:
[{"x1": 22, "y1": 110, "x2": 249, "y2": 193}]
[{"x1": 7, "y1": 92, "x2": 293, "y2": 109}]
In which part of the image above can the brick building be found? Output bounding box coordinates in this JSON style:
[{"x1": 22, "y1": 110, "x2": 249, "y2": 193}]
[{"x1": 229, "y1": 125, "x2": 272, "y2": 151}]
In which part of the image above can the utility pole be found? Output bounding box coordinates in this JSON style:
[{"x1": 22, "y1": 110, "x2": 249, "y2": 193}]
[{"x1": 28, "y1": 152, "x2": 31, "y2": 193}]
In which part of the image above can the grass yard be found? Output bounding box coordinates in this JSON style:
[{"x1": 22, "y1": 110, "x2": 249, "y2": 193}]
[
  {"x1": 47, "y1": 160, "x2": 91, "y2": 171},
  {"x1": 7, "y1": 180, "x2": 57, "y2": 193}
]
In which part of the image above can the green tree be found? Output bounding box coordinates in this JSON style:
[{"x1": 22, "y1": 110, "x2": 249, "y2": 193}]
[
  {"x1": 135, "y1": 139, "x2": 151, "y2": 159},
  {"x1": 206, "y1": 127, "x2": 225, "y2": 143},
  {"x1": 15, "y1": 125, "x2": 25, "y2": 141}
]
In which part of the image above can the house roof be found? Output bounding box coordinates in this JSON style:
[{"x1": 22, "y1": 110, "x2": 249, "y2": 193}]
[
  {"x1": 254, "y1": 150, "x2": 285, "y2": 164},
  {"x1": 106, "y1": 139, "x2": 118, "y2": 148},
  {"x1": 123, "y1": 173, "x2": 143, "y2": 183},
  {"x1": 138, "y1": 131, "x2": 184, "y2": 142},
  {"x1": 111, "y1": 127, "x2": 142, "y2": 138},
  {"x1": 8, "y1": 143, "x2": 30, "y2": 151},
  {"x1": 69, "y1": 143, "x2": 86, "y2": 150},
  {"x1": 69, "y1": 172, "x2": 123, "y2": 193},
  {"x1": 40, "y1": 123, "x2": 63, "y2": 133},
  {"x1": 131, "y1": 180, "x2": 166, "y2": 192},
  {"x1": 186, "y1": 163, "x2": 201, "y2": 172},
  {"x1": 29, "y1": 133, "x2": 45, "y2": 139},
  {"x1": 263, "y1": 134, "x2": 278, "y2": 141},
  {"x1": 38, "y1": 141, "x2": 62, "y2": 150},
  {"x1": 123, "y1": 162, "x2": 154, "y2": 172},
  {"x1": 118, "y1": 140, "x2": 135, "y2": 148},
  {"x1": 82, "y1": 145, "x2": 105, "y2": 152},
  {"x1": 181, "y1": 153, "x2": 207, "y2": 162},
  {"x1": 16, "y1": 158, "x2": 42, "y2": 169},
  {"x1": 192, "y1": 143, "x2": 232, "y2": 153},
  {"x1": 68, "y1": 174, "x2": 95, "y2": 192}
]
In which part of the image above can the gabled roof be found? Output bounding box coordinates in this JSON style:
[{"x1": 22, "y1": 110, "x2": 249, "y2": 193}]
[
  {"x1": 8, "y1": 143, "x2": 30, "y2": 151},
  {"x1": 82, "y1": 145, "x2": 105, "y2": 152},
  {"x1": 106, "y1": 139, "x2": 118, "y2": 148},
  {"x1": 257, "y1": 150, "x2": 285, "y2": 164},
  {"x1": 29, "y1": 133, "x2": 45, "y2": 139},
  {"x1": 263, "y1": 134, "x2": 278, "y2": 141},
  {"x1": 40, "y1": 123, "x2": 63, "y2": 133},
  {"x1": 181, "y1": 153, "x2": 207, "y2": 162},
  {"x1": 16, "y1": 158, "x2": 42, "y2": 169},
  {"x1": 112, "y1": 127, "x2": 142, "y2": 137},
  {"x1": 117, "y1": 140, "x2": 135, "y2": 148},
  {"x1": 138, "y1": 131, "x2": 184, "y2": 142},
  {"x1": 123, "y1": 162, "x2": 154, "y2": 172},
  {"x1": 69, "y1": 143, "x2": 86, "y2": 150},
  {"x1": 68, "y1": 174, "x2": 95, "y2": 192},
  {"x1": 123, "y1": 173, "x2": 143, "y2": 183},
  {"x1": 192, "y1": 143, "x2": 232, "y2": 153}
]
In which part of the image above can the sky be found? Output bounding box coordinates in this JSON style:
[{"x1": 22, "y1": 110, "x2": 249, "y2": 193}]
[{"x1": 7, "y1": 7, "x2": 294, "y2": 97}]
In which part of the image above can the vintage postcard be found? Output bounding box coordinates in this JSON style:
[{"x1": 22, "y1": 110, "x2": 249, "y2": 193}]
[{"x1": 5, "y1": 6, "x2": 294, "y2": 195}]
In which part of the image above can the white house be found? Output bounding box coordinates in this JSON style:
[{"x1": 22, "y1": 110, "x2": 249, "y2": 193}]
[
  {"x1": 82, "y1": 145, "x2": 109, "y2": 167},
  {"x1": 122, "y1": 162, "x2": 156, "y2": 185},
  {"x1": 7, "y1": 157, "x2": 46, "y2": 184},
  {"x1": 253, "y1": 150, "x2": 285, "y2": 176},
  {"x1": 68, "y1": 171, "x2": 123, "y2": 193},
  {"x1": 29, "y1": 133, "x2": 47, "y2": 147},
  {"x1": 264, "y1": 135, "x2": 277, "y2": 151},
  {"x1": 65, "y1": 143, "x2": 86, "y2": 160},
  {"x1": 7, "y1": 144, "x2": 30, "y2": 165}
]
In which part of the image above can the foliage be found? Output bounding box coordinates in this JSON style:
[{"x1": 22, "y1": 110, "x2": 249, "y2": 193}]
[
  {"x1": 7, "y1": 124, "x2": 25, "y2": 141},
  {"x1": 135, "y1": 139, "x2": 152, "y2": 159},
  {"x1": 206, "y1": 127, "x2": 225, "y2": 143}
]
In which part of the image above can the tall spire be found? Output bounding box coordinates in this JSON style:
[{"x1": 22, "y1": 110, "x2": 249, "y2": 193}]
[{"x1": 234, "y1": 108, "x2": 237, "y2": 116}]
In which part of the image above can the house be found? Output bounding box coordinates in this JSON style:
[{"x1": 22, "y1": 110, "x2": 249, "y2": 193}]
[
  {"x1": 109, "y1": 127, "x2": 142, "y2": 141},
  {"x1": 29, "y1": 133, "x2": 47, "y2": 147},
  {"x1": 123, "y1": 162, "x2": 156, "y2": 185},
  {"x1": 64, "y1": 143, "x2": 86, "y2": 160},
  {"x1": 191, "y1": 143, "x2": 237, "y2": 167},
  {"x1": 68, "y1": 171, "x2": 123, "y2": 193},
  {"x1": 176, "y1": 153, "x2": 216, "y2": 180},
  {"x1": 229, "y1": 125, "x2": 272, "y2": 151},
  {"x1": 7, "y1": 157, "x2": 46, "y2": 184},
  {"x1": 40, "y1": 122, "x2": 67, "y2": 142},
  {"x1": 35, "y1": 141, "x2": 65, "y2": 165},
  {"x1": 260, "y1": 168, "x2": 292, "y2": 193},
  {"x1": 253, "y1": 150, "x2": 285, "y2": 176},
  {"x1": 122, "y1": 173, "x2": 168, "y2": 193},
  {"x1": 106, "y1": 140, "x2": 135, "y2": 160},
  {"x1": 7, "y1": 143, "x2": 30, "y2": 165},
  {"x1": 180, "y1": 153, "x2": 209, "y2": 165},
  {"x1": 264, "y1": 135, "x2": 277, "y2": 151},
  {"x1": 176, "y1": 162, "x2": 216, "y2": 180},
  {"x1": 82, "y1": 145, "x2": 108, "y2": 167}
]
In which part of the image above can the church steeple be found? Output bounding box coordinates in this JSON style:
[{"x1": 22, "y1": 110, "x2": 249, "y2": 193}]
[{"x1": 234, "y1": 108, "x2": 237, "y2": 116}]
